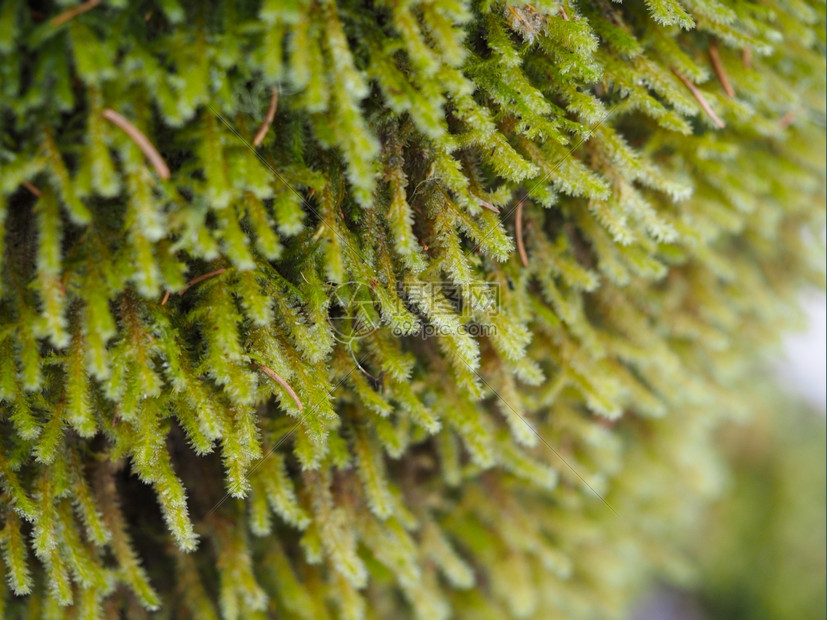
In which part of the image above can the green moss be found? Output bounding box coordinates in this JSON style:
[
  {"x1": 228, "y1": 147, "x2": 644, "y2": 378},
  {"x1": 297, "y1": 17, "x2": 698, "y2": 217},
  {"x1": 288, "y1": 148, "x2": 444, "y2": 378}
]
[{"x1": 0, "y1": 0, "x2": 824, "y2": 618}]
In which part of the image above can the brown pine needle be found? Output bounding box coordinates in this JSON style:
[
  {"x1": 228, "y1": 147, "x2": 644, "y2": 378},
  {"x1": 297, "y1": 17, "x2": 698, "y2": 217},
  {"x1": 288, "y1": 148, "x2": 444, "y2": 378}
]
[
  {"x1": 515, "y1": 202, "x2": 529, "y2": 268},
  {"x1": 178, "y1": 268, "x2": 227, "y2": 296},
  {"x1": 671, "y1": 68, "x2": 725, "y2": 129},
  {"x1": 51, "y1": 0, "x2": 101, "y2": 27},
  {"x1": 477, "y1": 197, "x2": 500, "y2": 213},
  {"x1": 559, "y1": 7, "x2": 570, "y2": 21},
  {"x1": 742, "y1": 47, "x2": 752, "y2": 70},
  {"x1": 255, "y1": 364, "x2": 304, "y2": 410},
  {"x1": 22, "y1": 182, "x2": 42, "y2": 198},
  {"x1": 102, "y1": 108, "x2": 171, "y2": 180},
  {"x1": 161, "y1": 268, "x2": 227, "y2": 305},
  {"x1": 708, "y1": 44, "x2": 735, "y2": 98},
  {"x1": 253, "y1": 89, "x2": 279, "y2": 147}
]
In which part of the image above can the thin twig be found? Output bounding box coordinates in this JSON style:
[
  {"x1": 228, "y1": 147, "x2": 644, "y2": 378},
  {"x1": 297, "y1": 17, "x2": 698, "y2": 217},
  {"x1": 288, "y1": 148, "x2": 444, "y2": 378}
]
[
  {"x1": 255, "y1": 364, "x2": 304, "y2": 410},
  {"x1": 22, "y1": 182, "x2": 42, "y2": 198},
  {"x1": 177, "y1": 268, "x2": 227, "y2": 297},
  {"x1": 559, "y1": 7, "x2": 570, "y2": 21},
  {"x1": 742, "y1": 47, "x2": 752, "y2": 70},
  {"x1": 351, "y1": 348, "x2": 380, "y2": 382},
  {"x1": 102, "y1": 108, "x2": 171, "y2": 180},
  {"x1": 51, "y1": 0, "x2": 101, "y2": 27},
  {"x1": 477, "y1": 197, "x2": 500, "y2": 213},
  {"x1": 162, "y1": 268, "x2": 227, "y2": 305},
  {"x1": 708, "y1": 43, "x2": 735, "y2": 98},
  {"x1": 515, "y1": 202, "x2": 529, "y2": 268},
  {"x1": 252, "y1": 89, "x2": 279, "y2": 147},
  {"x1": 671, "y1": 68, "x2": 725, "y2": 129}
]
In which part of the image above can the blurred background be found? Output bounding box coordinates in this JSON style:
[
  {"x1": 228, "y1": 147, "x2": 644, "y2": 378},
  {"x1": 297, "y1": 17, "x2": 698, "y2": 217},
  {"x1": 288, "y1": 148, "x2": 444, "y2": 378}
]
[
  {"x1": 776, "y1": 292, "x2": 827, "y2": 411},
  {"x1": 634, "y1": 291, "x2": 826, "y2": 620}
]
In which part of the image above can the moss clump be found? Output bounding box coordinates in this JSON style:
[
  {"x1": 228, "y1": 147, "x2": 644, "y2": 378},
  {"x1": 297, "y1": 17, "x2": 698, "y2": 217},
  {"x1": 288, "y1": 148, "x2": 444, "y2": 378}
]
[{"x1": 0, "y1": 0, "x2": 824, "y2": 618}]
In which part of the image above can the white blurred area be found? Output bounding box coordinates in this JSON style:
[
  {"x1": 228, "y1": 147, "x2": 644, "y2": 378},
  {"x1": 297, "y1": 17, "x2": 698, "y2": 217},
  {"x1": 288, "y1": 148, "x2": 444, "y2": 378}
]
[{"x1": 775, "y1": 291, "x2": 827, "y2": 411}]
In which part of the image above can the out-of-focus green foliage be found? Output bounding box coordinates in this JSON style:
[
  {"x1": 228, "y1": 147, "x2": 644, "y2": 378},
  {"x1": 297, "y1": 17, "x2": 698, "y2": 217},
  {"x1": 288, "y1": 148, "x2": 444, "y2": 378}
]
[
  {"x1": 0, "y1": 0, "x2": 824, "y2": 618},
  {"x1": 692, "y1": 395, "x2": 826, "y2": 620}
]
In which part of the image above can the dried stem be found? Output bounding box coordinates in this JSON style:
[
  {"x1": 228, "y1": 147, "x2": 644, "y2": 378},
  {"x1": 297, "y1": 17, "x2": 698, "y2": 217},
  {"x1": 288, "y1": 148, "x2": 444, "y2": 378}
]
[
  {"x1": 255, "y1": 364, "x2": 304, "y2": 410},
  {"x1": 708, "y1": 43, "x2": 735, "y2": 98},
  {"x1": 515, "y1": 201, "x2": 529, "y2": 268},
  {"x1": 22, "y1": 182, "x2": 42, "y2": 198},
  {"x1": 252, "y1": 89, "x2": 279, "y2": 147},
  {"x1": 51, "y1": 0, "x2": 101, "y2": 27},
  {"x1": 742, "y1": 47, "x2": 752, "y2": 70},
  {"x1": 102, "y1": 108, "x2": 171, "y2": 180},
  {"x1": 178, "y1": 268, "x2": 227, "y2": 296},
  {"x1": 476, "y1": 197, "x2": 500, "y2": 213},
  {"x1": 671, "y1": 68, "x2": 725, "y2": 129},
  {"x1": 163, "y1": 268, "x2": 228, "y2": 305},
  {"x1": 559, "y1": 7, "x2": 570, "y2": 21}
]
